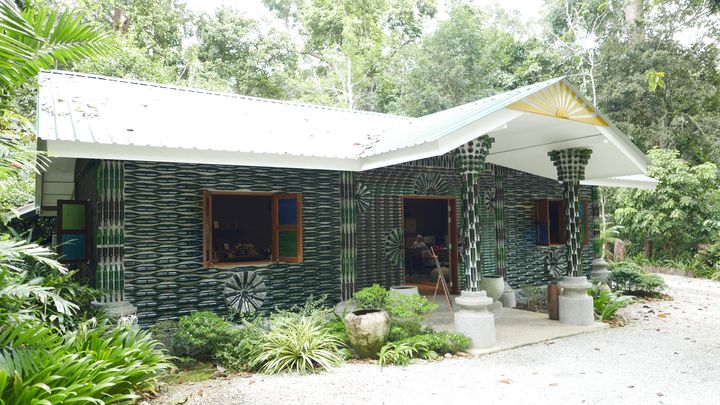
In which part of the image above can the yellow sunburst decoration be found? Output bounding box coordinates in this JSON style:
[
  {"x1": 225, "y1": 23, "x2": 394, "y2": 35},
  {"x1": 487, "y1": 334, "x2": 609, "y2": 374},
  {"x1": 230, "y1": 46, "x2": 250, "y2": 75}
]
[{"x1": 507, "y1": 81, "x2": 608, "y2": 126}]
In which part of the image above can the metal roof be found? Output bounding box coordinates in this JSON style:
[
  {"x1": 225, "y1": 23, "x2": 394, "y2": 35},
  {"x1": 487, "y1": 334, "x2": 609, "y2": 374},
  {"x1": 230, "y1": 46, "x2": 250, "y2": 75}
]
[{"x1": 37, "y1": 70, "x2": 654, "y2": 188}]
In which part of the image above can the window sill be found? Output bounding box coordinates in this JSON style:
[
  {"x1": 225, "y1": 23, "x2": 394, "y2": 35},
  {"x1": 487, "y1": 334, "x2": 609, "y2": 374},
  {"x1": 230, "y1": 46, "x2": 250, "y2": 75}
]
[
  {"x1": 205, "y1": 258, "x2": 303, "y2": 268},
  {"x1": 207, "y1": 260, "x2": 274, "y2": 268}
]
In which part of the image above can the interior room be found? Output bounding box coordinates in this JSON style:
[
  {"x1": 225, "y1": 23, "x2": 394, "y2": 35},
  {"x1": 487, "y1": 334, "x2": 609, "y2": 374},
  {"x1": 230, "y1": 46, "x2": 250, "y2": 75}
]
[
  {"x1": 211, "y1": 194, "x2": 272, "y2": 263},
  {"x1": 403, "y1": 198, "x2": 451, "y2": 294}
]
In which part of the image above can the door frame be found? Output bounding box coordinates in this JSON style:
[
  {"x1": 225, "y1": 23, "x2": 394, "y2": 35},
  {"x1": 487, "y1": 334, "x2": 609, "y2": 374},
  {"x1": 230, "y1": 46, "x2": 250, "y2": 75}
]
[{"x1": 401, "y1": 195, "x2": 459, "y2": 294}]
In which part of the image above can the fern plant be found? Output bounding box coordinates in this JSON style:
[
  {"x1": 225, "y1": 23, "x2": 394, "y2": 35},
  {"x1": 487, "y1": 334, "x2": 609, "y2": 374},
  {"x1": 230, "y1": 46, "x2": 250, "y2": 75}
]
[
  {"x1": 378, "y1": 341, "x2": 436, "y2": 367},
  {"x1": 592, "y1": 289, "x2": 633, "y2": 321}
]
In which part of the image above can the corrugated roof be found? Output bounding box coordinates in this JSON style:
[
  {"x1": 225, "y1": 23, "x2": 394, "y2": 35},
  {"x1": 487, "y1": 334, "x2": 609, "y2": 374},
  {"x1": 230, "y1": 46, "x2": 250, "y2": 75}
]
[
  {"x1": 37, "y1": 71, "x2": 563, "y2": 161},
  {"x1": 37, "y1": 70, "x2": 651, "y2": 187},
  {"x1": 38, "y1": 70, "x2": 413, "y2": 160}
]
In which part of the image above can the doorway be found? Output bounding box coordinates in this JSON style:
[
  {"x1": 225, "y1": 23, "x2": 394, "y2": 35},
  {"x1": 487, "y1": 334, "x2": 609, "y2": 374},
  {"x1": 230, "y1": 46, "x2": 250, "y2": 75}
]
[{"x1": 402, "y1": 196, "x2": 458, "y2": 295}]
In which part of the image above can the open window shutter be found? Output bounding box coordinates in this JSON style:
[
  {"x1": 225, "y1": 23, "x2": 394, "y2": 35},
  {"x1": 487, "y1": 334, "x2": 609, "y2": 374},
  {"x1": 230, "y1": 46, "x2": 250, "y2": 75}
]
[
  {"x1": 535, "y1": 200, "x2": 549, "y2": 246},
  {"x1": 56, "y1": 200, "x2": 89, "y2": 263},
  {"x1": 273, "y1": 193, "x2": 302, "y2": 263},
  {"x1": 202, "y1": 191, "x2": 213, "y2": 266}
]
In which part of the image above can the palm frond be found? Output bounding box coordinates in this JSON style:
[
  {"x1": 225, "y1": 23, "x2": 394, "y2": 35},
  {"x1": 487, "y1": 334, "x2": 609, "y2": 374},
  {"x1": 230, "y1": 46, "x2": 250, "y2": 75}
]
[
  {"x1": 0, "y1": 237, "x2": 67, "y2": 275},
  {"x1": 0, "y1": 0, "x2": 115, "y2": 94}
]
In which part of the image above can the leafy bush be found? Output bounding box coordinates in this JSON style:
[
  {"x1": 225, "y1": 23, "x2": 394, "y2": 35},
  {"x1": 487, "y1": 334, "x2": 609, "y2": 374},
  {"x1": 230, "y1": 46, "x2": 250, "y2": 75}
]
[
  {"x1": 609, "y1": 262, "x2": 666, "y2": 294},
  {"x1": 387, "y1": 319, "x2": 426, "y2": 341},
  {"x1": 696, "y1": 241, "x2": 720, "y2": 278},
  {"x1": 518, "y1": 286, "x2": 547, "y2": 313},
  {"x1": 353, "y1": 284, "x2": 387, "y2": 309},
  {"x1": 353, "y1": 285, "x2": 438, "y2": 342},
  {"x1": 173, "y1": 311, "x2": 240, "y2": 361},
  {"x1": 248, "y1": 312, "x2": 344, "y2": 374},
  {"x1": 397, "y1": 331, "x2": 471, "y2": 355},
  {"x1": 0, "y1": 320, "x2": 173, "y2": 404},
  {"x1": 214, "y1": 319, "x2": 265, "y2": 371},
  {"x1": 591, "y1": 289, "x2": 633, "y2": 321},
  {"x1": 378, "y1": 340, "x2": 436, "y2": 366}
]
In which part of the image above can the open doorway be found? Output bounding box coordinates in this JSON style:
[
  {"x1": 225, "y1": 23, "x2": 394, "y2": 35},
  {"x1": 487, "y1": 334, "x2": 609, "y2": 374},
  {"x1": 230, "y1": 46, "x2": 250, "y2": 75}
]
[{"x1": 402, "y1": 197, "x2": 458, "y2": 295}]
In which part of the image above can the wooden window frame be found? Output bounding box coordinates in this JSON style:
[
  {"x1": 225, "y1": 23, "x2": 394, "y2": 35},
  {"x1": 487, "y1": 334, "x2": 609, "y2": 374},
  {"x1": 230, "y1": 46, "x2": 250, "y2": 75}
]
[
  {"x1": 272, "y1": 193, "x2": 303, "y2": 263},
  {"x1": 56, "y1": 200, "x2": 90, "y2": 263},
  {"x1": 535, "y1": 199, "x2": 590, "y2": 247},
  {"x1": 535, "y1": 199, "x2": 565, "y2": 247},
  {"x1": 202, "y1": 191, "x2": 303, "y2": 268}
]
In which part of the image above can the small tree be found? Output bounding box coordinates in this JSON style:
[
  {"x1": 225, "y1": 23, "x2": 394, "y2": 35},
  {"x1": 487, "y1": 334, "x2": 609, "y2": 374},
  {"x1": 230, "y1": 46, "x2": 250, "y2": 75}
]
[{"x1": 611, "y1": 148, "x2": 720, "y2": 259}]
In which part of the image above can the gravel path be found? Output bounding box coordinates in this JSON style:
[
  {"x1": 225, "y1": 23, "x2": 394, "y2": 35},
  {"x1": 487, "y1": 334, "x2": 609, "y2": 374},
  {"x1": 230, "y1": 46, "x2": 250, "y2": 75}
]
[{"x1": 152, "y1": 275, "x2": 720, "y2": 405}]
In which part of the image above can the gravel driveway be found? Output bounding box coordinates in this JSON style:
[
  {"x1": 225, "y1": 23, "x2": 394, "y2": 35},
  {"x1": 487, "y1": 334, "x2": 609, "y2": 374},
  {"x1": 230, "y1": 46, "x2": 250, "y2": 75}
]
[{"x1": 152, "y1": 275, "x2": 720, "y2": 405}]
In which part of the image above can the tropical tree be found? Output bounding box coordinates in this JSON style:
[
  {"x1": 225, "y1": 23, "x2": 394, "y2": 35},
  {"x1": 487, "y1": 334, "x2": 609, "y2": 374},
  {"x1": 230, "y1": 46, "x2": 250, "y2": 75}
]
[
  {"x1": 610, "y1": 149, "x2": 720, "y2": 259},
  {"x1": 191, "y1": 6, "x2": 298, "y2": 98},
  {"x1": 385, "y1": 3, "x2": 566, "y2": 116},
  {"x1": 263, "y1": 0, "x2": 437, "y2": 109}
]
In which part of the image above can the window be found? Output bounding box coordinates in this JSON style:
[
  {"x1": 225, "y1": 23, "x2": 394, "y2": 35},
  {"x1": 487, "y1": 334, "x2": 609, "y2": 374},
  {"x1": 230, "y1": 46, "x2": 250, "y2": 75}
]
[
  {"x1": 56, "y1": 200, "x2": 90, "y2": 263},
  {"x1": 202, "y1": 192, "x2": 302, "y2": 266},
  {"x1": 535, "y1": 199, "x2": 589, "y2": 246}
]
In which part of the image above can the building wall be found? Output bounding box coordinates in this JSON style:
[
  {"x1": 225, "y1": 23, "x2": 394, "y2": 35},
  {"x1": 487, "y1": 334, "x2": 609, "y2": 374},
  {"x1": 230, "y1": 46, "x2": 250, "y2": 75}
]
[
  {"x1": 491, "y1": 167, "x2": 595, "y2": 286},
  {"x1": 352, "y1": 160, "x2": 595, "y2": 290},
  {"x1": 115, "y1": 159, "x2": 593, "y2": 325},
  {"x1": 354, "y1": 164, "x2": 462, "y2": 290},
  {"x1": 122, "y1": 161, "x2": 341, "y2": 324}
]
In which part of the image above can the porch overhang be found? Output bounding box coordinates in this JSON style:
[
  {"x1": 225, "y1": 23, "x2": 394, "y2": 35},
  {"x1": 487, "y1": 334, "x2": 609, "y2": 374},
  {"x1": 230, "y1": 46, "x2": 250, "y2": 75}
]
[{"x1": 37, "y1": 71, "x2": 657, "y2": 210}]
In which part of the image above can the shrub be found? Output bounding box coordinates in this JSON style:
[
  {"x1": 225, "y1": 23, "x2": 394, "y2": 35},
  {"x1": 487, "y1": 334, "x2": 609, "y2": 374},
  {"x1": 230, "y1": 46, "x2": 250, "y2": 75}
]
[
  {"x1": 326, "y1": 315, "x2": 350, "y2": 346},
  {"x1": 517, "y1": 286, "x2": 547, "y2": 313},
  {"x1": 0, "y1": 320, "x2": 173, "y2": 404},
  {"x1": 353, "y1": 285, "x2": 438, "y2": 342},
  {"x1": 387, "y1": 319, "x2": 426, "y2": 341},
  {"x1": 397, "y1": 331, "x2": 471, "y2": 355},
  {"x1": 353, "y1": 284, "x2": 388, "y2": 309},
  {"x1": 591, "y1": 289, "x2": 633, "y2": 321},
  {"x1": 248, "y1": 313, "x2": 344, "y2": 374},
  {"x1": 214, "y1": 319, "x2": 264, "y2": 371},
  {"x1": 173, "y1": 311, "x2": 240, "y2": 361},
  {"x1": 609, "y1": 262, "x2": 666, "y2": 294},
  {"x1": 354, "y1": 285, "x2": 438, "y2": 321},
  {"x1": 378, "y1": 341, "x2": 436, "y2": 366}
]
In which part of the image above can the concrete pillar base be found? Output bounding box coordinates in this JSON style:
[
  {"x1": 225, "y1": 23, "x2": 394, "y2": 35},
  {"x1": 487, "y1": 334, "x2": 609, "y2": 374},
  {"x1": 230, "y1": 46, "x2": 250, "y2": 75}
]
[
  {"x1": 591, "y1": 258, "x2": 611, "y2": 284},
  {"x1": 558, "y1": 276, "x2": 594, "y2": 326},
  {"x1": 454, "y1": 290, "x2": 496, "y2": 349},
  {"x1": 92, "y1": 300, "x2": 137, "y2": 320},
  {"x1": 488, "y1": 300, "x2": 504, "y2": 319},
  {"x1": 390, "y1": 285, "x2": 419, "y2": 295}
]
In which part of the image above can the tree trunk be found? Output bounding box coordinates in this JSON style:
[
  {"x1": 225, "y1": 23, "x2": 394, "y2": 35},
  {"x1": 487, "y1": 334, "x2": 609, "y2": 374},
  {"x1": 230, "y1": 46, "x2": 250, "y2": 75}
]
[{"x1": 644, "y1": 239, "x2": 653, "y2": 259}]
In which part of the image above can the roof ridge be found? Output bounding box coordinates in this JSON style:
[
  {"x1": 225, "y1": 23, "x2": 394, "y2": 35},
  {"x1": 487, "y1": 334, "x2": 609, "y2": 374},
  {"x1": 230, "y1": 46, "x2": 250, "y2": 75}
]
[{"x1": 43, "y1": 69, "x2": 413, "y2": 121}]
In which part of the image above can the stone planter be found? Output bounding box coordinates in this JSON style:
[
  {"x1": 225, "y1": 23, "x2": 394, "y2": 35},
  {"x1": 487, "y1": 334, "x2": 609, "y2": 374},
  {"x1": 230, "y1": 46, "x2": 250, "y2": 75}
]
[
  {"x1": 389, "y1": 285, "x2": 419, "y2": 296},
  {"x1": 591, "y1": 258, "x2": 611, "y2": 284},
  {"x1": 558, "y1": 276, "x2": 594, "y2": 326},
  {"x1": 499, "y1": 281, "x2": 517, "y2": 308},
  {"x1": 344, "y1": 309, "x2": 390, "y2": 359},
  {"x1": 480, "y1": 275, "x2": 504, "y2": 300},
  {"x1": 453, "y1": 291, "x2": 495, "y2": 349},
  {"x1": 480, "y1": 275, "x2": 504, "y2": 318}
]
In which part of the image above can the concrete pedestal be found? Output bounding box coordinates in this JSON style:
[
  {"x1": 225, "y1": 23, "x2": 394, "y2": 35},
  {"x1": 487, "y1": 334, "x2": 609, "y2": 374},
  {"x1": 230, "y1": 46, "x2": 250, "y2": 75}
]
[
  {"x1": 389, "y1": 285, "x2": 419, "y2": 295},
  {"x1": 480, "y1": 276, "x2": 505, "y2": 319},
  {"x1": 558, "y1": 276, "x2": 594, "y2": 326},
  {"x1": 591, "y1": 258, "x2": 611, "y2": 284},
  {"x1": 93, "y1": 300, "x2": 137, "y2": 320},
  {"x1": 454, "y1": 290, "x2": 496, "y2": 349},
  {"x1": 500, "y1": 282, "x2": 517, "y2": 308}
]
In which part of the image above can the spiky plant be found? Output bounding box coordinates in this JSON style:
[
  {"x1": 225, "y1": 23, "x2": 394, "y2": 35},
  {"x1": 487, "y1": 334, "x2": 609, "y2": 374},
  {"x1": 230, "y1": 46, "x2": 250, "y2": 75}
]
[{"x1": 249, "y1": 314, "x2": 343, "y2": 374}]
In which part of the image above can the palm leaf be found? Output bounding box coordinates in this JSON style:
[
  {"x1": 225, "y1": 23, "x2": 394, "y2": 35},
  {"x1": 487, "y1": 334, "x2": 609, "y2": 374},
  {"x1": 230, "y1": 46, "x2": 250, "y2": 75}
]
[{"x1": 0, "y1": 0, "x2": 114, "y2": 94}]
